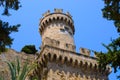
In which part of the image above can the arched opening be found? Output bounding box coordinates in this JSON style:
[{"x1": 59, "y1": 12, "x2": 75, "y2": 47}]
[
  {"x1": 48, "y1": 53, "x2": 51, "y2": 60},
  {"x1": 43, "y1": 22, "x2": 45, "y2": 26},
  {"x1": 75, "y1": 59, "x2": 78, "y2": 66},
  {"x1": 49, "y1": 18, "x2": 52, "y2": 23},
  {"x1": 61, "y1": 17, "x2": 63, "y2": 21},
  {"x1": 57, "y1": 17, "x2": 59, "y2": 20},
  {"x1": 90, "y1": 63, "x2": 92, "y2": 68},
  {"x1": 64, "y1": 56, "x2": 68, "y2": 63},
  {"x1": 70, "y1": 58, "x2": 73, "y2": 65},
  {"x1": 45, "y1": 20, "x2": 48, "y2": 25},
  {"x1": 53, "y1": 17, "x2": 55, "y2": 21},
  {"x1": 53, "y1": 54, "x2": 57, "y2": 61},
  {"x1": 43, "y1": 54, "x2": 47, "y2": 60},
  {"x1": 68, "y1": 20, "x2": 70, "y2": 25},
  {"x1": 80, "y1": 61, "x2": 83, "y2": 67},
  {"x1": 59, "y1": 55, "x2": 62, "y2": 62}
]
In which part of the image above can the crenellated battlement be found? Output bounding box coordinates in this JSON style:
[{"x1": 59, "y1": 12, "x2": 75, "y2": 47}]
[
  {"x1": 41, "y1": 38, "x2": 99, "y2": 57},
  {"x1": 32, "y1": 9, "x2": 112, "y2": 80},
  {"x1": 41, "y1": 37, "x2": 101, "y2": 58},
  {"x1": 31, "y1": 44, "x2": 111, "y2": 80},
  {"x1": 39, "y1": 9, "x2": 74, "y2": 35},
  {"x1": 41, "y1": 9, "x2": 72, "y2": 18},
  {"x1": 80, "y1": 47, "x2": 90, "y2": 56},
  {"x1": 42, "y1": 10, "x2": 50, "y2": 17},
  {"x1": 41, "y1": 37, "x2": 75, "y2": 52},
  {"x1": 65, "y1": 43, "x2": 76, "y2": 51}
]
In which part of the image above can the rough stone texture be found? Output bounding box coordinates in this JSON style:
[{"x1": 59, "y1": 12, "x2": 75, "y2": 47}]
[
  {"x1": 42, "y1": 21, "x2": 74, "y2": 49},
  {"x1": 2, "y1": 9, "x2": 111, "y2": 80},
  {"x1": 30, "y1": 9, "x2": 111, "y2": 80},
  {"x1": 0, "y1": 49, "x2": 35, "y2": 80},
  {"x1": 32, "y1": 45, "x2": 110, "y2": 80},
  {"x1": 39, "y1": 9, "x2": 75, "y2": 51}
]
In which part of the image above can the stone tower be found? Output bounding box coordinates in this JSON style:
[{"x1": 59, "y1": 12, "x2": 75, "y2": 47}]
[
  {"x1": 30, "y1": 9, "x2": 111, "y2": 80},
  {"x1": 39, "y1": 9, "x2": 75, "y2": 51}
]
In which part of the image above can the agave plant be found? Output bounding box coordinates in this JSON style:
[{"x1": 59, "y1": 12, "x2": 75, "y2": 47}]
[
  {"x1": 0, "y1": 76, "x2": 4, "y2": 80},
  {"x1": 5, "y1": 58, "x2": 37, "y2": 80}
]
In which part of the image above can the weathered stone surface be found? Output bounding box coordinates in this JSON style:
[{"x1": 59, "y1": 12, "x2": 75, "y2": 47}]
[
  {"x1": 2, "y1": 9, "x2": 111, "y2": 80},
  {"x1": 39, "y1": 9, "x2": 75, "y2": 51},
  {"x1": 0, "y1": 49, "x2": 35, "y2": 80},
  {"x1": 30, "y1": 9, "x2": 111, "y2": 80}
]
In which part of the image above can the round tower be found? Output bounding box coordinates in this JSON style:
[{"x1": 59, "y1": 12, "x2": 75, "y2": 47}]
[{"x1": 39, "y1": 9, "x2": 75, "y2": 50}]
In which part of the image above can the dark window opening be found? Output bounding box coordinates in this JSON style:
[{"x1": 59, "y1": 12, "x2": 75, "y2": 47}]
[
  {"x1": 60, "y1": 29, "x2": 65, "y2": 32},
  {"x1": 69, "y1": 32, "x2": 72, "y2": 36},
  {"x1": 65, "y1": 26, "x2": 69, "y2": 31},
  {"x1": 66, "y1": 44, "x2": 69, "y2": 48}
]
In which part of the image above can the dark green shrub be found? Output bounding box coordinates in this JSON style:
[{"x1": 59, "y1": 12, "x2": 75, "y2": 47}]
[{"x1": 21, "y1": 45, "x2": 37, "y2": 54}]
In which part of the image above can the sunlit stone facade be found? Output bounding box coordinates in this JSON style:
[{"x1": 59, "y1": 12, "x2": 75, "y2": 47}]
[{"x1": 30, "y1": 9, "x2": 111, "y2": 80}]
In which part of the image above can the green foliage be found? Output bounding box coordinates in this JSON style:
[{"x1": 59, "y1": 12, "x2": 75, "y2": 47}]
[
  {"x1": 0, "y1": 0, "x2": 21, "y2": 15},
  {"x1": 97, "y1": 1, "x2": 120, "y2": 78},
  {"x1": 30, "y1": 75, "x2": 39, "y2": 80},
  {"x1": 21, "y1": 45, "x2": 38, "y2": 54},
  {"x1": 0, "y1": 0, "x2": 21, "y2": 54},
  {"x1": 25, "y1": 74, "x2": 39, "y2": 80},
  {"x1": 96, "y1": 38, "x2": 120, "y2": 72},
  {"x1": 5, "y1": 57, "x2": 37, "y2": 80},
  {"x1": 0, "y1": 76, "x2": 4, "y2": 80},
  {"x1": 0, "y1": 20, "x2": 20, "y2": 53},
  {"x1": 102, "y1": 0, "x2": 120, "y2": 32}
]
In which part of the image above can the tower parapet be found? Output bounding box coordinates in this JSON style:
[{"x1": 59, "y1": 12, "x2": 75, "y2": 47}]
[
  {"x1": 39, "y1": 9, "x2": 74, "y2": 35},
  {"x1": 80, "y1": 47, "x2": 90, "y2": 56},
  {"x1": 39, "y1": 9, "x2": 75, "y2": 50}
]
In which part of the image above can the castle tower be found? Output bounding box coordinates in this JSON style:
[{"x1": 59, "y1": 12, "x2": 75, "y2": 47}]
[
  {"x1": 30, "y1": 9, "x2": 111, "y2": 80},
  {"x1": 39, "y1": 9, "x2": 75, "y2": 51}
]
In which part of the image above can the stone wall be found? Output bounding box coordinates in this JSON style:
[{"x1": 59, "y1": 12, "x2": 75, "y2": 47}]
[
  {"x1": 0, "y1": 49, "x2": 35, "y2": 80},
  {"x1": 46, "y1": 62, "x2": 107, "y2": 80},
  {"x1": 31, "y1": 9, "x2": 111, "y2": 80},
  {"x1": 32, "y1": 45, "x2": 111, "y2": 80}
]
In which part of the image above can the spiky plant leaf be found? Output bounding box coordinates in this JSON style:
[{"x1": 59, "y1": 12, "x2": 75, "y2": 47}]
[
  {"x1": 16, "y1": 57, "x2": 20, "y2": 77},
  {"x1": 5, "y1": 61, "x2": 16, "y2": 80},
  {"x1": 18, "y1": 62, "x2": 28, "y2": 80}
]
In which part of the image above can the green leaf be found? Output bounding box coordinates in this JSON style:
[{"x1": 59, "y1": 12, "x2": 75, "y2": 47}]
[
  {"x1": 19, "y1": 62, "x2": 28, "y2": 80},
  {"x1": 0, "y1": 76, "x2": 4, "y2": 80},
  {"x1": 5, "y1": 61, "x2": 16, "y2": 80},
  {"x1": 16, "y1": 57, "x2": 20, "y2": 76}
]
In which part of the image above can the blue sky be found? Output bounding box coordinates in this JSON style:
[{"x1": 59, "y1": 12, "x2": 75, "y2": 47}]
[{"x1": 0, "y1": 0, "x2": 119, "y2": 80}]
